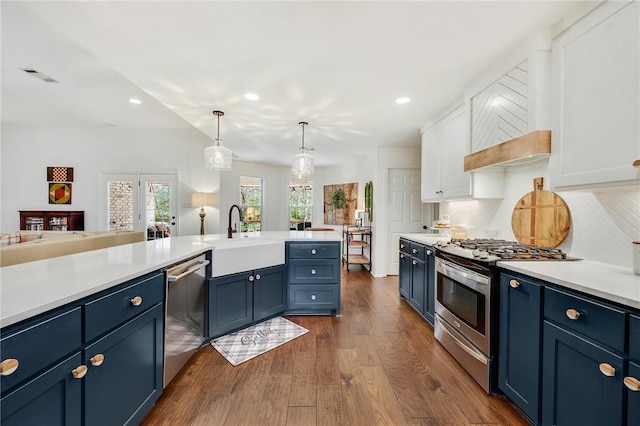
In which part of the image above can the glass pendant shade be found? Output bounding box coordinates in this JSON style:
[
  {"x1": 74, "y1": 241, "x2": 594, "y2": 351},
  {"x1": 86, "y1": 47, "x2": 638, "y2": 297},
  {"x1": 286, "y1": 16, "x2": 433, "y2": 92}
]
[
  {"x1": 204, "y1": 110, "x2": 232, "y2": 171},
  {"x1": 204, "y1": 141, "x2": 232, "y2": 171},
  {"x1": 292, "y1": 152, "x2": 314, "y2": 180}
]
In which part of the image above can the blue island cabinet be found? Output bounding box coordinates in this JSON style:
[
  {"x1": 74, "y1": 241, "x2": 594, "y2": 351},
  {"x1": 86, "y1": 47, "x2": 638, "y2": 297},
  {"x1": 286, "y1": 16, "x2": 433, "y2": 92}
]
[
  {"x1": 398, "y1": 239, "x2": 435, "y2": 325},
  {"x1": 498, "y1": 272, "x2": 543, "y2": 424},
  {"x1": 208, "y1": 264, "x2": 286, "y2": 338},
  {"x1": 0, "y1": 271, "x2": 165, "y2": 426}
]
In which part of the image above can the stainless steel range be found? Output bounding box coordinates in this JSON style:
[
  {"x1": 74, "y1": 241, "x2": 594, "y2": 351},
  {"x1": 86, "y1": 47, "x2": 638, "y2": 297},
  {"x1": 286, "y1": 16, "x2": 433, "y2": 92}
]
[{"x1": 433, "y1": 238, "x2": 577, "y2": 393}]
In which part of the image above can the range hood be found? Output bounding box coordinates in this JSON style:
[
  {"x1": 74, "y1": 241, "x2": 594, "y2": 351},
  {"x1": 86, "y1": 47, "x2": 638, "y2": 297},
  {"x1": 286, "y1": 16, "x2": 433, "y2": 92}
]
[{"x1": 464, "y1": 130, "x2": 551, "y2": 172}]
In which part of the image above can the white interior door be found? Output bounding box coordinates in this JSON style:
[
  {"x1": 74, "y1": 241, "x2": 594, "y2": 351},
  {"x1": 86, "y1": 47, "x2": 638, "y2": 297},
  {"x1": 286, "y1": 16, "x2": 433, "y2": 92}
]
[
  {"x1": 99, "y1": 172, "x2": 178, "y2": 238},
  {"x1": 387, "y1": 168, "x2": 427, "y2": 275}
]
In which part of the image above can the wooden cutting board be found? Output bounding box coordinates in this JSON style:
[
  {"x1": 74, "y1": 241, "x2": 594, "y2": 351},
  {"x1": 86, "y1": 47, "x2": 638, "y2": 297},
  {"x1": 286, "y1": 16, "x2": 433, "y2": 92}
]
[{"x1": 511, "y1": 177, "x2": 571, "y2": 248}]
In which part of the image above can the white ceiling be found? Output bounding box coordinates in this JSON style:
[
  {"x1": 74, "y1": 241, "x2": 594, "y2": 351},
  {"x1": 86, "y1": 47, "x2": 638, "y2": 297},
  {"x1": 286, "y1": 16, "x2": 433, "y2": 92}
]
[{"x1": 1, "y1": 1, "x2": 584, "y2": 167}]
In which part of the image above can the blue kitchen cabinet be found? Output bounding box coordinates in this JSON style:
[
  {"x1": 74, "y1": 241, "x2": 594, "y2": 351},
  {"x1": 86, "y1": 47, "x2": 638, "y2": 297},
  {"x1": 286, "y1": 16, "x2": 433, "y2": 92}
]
[
  {"x1": 628, "y1": 315, "x2": 640, "y2": 425},
  {"x1": 398, "y1": 239, "x2": 435, "y2": 325},
  {"x1": 1, "y1": 352, "x2": 82, "y2": 426},
  {"x1": 84, "y1": 303, "x2": 164, "y2": 426},
  {"x1": 498, "y1": 272, "x2": 543, "y2": 424},
  {"x1": 286, "y1": 241, "x2": 341, "y2": 315},
  {"x1": 208, "y1": 264, "x2": 286, "y2": 338}
]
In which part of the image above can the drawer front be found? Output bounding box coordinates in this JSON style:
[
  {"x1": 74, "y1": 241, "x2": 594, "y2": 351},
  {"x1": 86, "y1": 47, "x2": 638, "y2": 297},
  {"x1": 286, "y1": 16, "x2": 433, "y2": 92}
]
[
  {"x1": 544, "y1": 287, "x2": 626, "y2": 352},
  {"x1": 408, "y1": 242, "x2": 426, "y2": 262},
  {"x1": 631, "y1": 314, "x2": 640, "y2": 360},
  {"x1": 85, "y1": 272, "x2": 164, "y2": 342},
  {"x1": 287, "y1": 242, "x2": 340, "y2": 259},
  {"x1": 288, "y1": 285, "x2": 340, "y2": 310},
  {"x1": 1, "y1": 306, "x2": 81, "y2": 394},
  {"x1": 288, "y1": 259, "x2": 339, "y2": 284},
  {"x1": 399, "y1": 239, "x2": 411, "y2": 255}
]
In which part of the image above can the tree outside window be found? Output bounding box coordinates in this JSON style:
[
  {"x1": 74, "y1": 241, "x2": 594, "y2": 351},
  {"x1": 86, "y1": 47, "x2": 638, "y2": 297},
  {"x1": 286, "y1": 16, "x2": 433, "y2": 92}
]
[
  {"x1": 289, "y1": 183, "x2": 313, "y2": 229},
  {"x1": 240, "y1": 176, "x2": 262, "y2": 232}
]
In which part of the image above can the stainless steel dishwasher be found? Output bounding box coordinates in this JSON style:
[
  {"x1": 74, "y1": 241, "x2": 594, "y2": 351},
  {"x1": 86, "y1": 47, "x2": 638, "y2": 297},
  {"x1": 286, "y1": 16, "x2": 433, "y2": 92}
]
[{"x1": 164, "y1": 252, "x2": 210, "y2": 387}]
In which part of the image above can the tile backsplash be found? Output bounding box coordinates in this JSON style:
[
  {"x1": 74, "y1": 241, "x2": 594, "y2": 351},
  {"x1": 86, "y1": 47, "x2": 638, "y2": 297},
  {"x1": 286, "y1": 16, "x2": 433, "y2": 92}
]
[{"x1": 440, "y1": 162, "x2": 640, "y2": 268}]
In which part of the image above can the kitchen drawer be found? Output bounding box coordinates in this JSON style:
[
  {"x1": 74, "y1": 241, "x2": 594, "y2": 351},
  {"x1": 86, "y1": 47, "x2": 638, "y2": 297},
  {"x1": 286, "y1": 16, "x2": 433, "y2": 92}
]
[
  {"x1": 84, "y1": 272, "x2": 164, "y2": 342},
  {"x1": 287, "y1": 243, "x2": 340, "y2": 259},
  {"x1": 544, "y1": 287, "x2": 626, "y2": 352},
  {"x1": 288, "y1": 259, "x2": 340, "y2": 284},
  {"x1": 1, "y1": 306, "x2": 81, "y2": 394},
  {"x1": 288, "y1": 285, "x2": 340, "y2": 310},
  {"x1": 399, "y1": 239, "x2": 411, "y2": 255},
  {"x1": 408, "y1": 242, "x2": 427, "y2": 262},
  {"x1": 630, "y1": 314, "x2": 640, "y2": 360}
]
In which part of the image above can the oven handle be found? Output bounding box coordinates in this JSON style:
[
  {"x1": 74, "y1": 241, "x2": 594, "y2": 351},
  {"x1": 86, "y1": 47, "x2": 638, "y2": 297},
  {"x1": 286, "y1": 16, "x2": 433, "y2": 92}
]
[
  {"x1": 167, "y1": 259, "x2": 210, "y2": 282},
  {"x1": 435, "y1": 315, "x2": 488, "y2": 365},
  {"x1": 437, "y1": 252, "x2": 490, "y2": 276},
  {"x1": 436, "y1": 258, "x2": 489, "y2": 287}
]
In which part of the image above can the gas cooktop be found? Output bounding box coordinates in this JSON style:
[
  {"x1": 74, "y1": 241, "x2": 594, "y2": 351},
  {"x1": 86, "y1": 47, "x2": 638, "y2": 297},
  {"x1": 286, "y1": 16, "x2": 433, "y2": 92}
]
[{"x1": 435, "y1": 238, "x2": 580, "y2": 264}]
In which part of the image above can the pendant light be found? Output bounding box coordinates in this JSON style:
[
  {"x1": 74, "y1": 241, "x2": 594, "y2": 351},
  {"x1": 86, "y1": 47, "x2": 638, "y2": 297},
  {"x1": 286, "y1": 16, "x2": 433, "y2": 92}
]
[
  {"x1": 204, "y1": 110, "x2": 232, "y2": 171},
  {"x1": 291, "y1": 121, "x2": 314, "y2": 180}
]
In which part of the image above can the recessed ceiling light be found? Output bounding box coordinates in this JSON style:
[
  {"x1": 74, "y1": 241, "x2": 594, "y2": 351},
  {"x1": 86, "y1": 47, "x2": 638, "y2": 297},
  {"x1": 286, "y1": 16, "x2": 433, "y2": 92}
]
[
  {"x1": 244, "y1": 93, "x2": 259, "y2": 101},
  {"x1": 395, "y1": 97, "x2": 410, "y2": 104},
  {"x1": 129, "y1": 98, "x2": 142, "y2": 104}
]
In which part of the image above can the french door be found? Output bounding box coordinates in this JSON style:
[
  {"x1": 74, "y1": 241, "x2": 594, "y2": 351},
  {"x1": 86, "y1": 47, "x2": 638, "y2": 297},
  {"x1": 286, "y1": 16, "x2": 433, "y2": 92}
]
[{"x1": 99, "y1": 173, "x2": 178, "y2": 239}]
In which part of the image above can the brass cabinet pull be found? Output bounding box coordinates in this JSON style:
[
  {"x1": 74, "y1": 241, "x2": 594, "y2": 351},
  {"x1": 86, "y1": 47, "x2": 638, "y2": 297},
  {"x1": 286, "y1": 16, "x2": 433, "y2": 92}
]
[
  {"x1": 255, "y1": 274, "x2": 261, "y2": 280},
  {"x1": 90, "y1": 354, "x2": 105, "y2": 367},
  {"x1": 599, "y1": 363, "x2": 616, "y2": 377},
  {"x1": 0, "y1": 358, "x2": 19, "y2": 376},
  {"x1": 624, "y1": 376, "x2": 640, "y2": 391},
  {"x1": 633, "y1": 159, "x2": 640, "y2": 167},
  {"x1": 566, "y1": 308, "x2": 581, "y2": 320},
  {"x1": 509, "y1": 279, "x2": 520, "y2": 288},
  {"x1": 130, "y1": 296, "x2": 143, "y2": 306},
  {"x1": 72, "y1": 365, "x2": 88, "y2": 379},
  {"x1": 311, "y1": 294, "x2": 316, "y2": 301}
]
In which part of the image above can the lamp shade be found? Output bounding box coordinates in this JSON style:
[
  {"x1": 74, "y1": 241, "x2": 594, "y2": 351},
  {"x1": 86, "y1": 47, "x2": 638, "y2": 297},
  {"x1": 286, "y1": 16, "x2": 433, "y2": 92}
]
[
  {"x1": 291, "y1": 152, "x2": 314, "y2": 180},
  {"x1": 204, "y1": 144, "x2": 232, "y2": 171},
  {"x1": 191, "y1": 192, "x2": 215, "y2": 208}
]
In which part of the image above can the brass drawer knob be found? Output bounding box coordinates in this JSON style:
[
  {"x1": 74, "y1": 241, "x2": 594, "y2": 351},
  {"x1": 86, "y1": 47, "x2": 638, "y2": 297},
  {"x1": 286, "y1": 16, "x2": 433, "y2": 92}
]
[
  {"x1": 633, "y1": 159, "x2": 640, "y2": 167},
  {"x1": 509, "y1": 279, "x2": 520, "y2": 288},
  {"x1": 130, "y1": 296, "x2": 143, "y2": 306},
  {"x1": 90, "y1": 354, "x2": 105, "y2": 367},
  {"x1": 566, "y1": 308, "x2": 580, "y2": 320},
  {"x1": 599, "y1": 363, "x2": 616, "y2": 377},
  {"x1": 624, "y1": 376, "x2": 640, "y2": 391},
  {"x1": 0, "y1": 358, "x2": 19, "y2": 376},
  {"x1": 72, "y1": 365, "x2": 88, "y2": 379}
]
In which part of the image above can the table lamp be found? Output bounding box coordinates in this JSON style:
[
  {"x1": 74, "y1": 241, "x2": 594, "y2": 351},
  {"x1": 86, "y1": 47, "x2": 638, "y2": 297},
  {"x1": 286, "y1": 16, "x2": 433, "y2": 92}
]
[{"x1": 191, "y1": 192, "x2": 215, "y2": 235}]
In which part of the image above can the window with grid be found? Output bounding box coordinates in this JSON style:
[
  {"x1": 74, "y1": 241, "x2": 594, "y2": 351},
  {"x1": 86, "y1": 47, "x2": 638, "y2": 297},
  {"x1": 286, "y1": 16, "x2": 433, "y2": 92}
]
[
  {"x1": 289, "y1": 182, "x2": 313, "y2": 230},
  {"x1": 240, "y1": 176, "x2": 262, "y2": 232}
]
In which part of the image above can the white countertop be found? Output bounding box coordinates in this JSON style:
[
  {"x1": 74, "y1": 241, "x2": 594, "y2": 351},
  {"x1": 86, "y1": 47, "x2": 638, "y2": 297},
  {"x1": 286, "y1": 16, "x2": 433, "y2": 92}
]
[
  {"x1": 498, "y1": 260, "x2": 640, "y2": 310},
  {"x1": 0, "y1": 231, "x2": 342, "y2": 328},
  {"x1": 398, "y1": 233, "x2": 449, "y2": 246}
]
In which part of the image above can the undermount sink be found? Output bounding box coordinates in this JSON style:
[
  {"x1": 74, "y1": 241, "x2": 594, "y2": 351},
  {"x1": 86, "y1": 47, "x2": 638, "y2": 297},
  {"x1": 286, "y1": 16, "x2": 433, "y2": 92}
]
[{"x1": 210, "y1": 238, "x2": 285, "y2": 277}]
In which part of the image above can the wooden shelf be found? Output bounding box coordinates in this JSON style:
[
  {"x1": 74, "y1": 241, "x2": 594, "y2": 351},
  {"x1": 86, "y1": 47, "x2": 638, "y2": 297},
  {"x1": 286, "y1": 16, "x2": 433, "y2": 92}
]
[
  {"x1": 342, "y1": 254, "x2": 370, "y2": 264},
  {"x1": 342, "y1": 224, "x2": 372, "y2": 272},
  {"x1": 347, "y1": 241, "x2": 369, "y2": 247}
]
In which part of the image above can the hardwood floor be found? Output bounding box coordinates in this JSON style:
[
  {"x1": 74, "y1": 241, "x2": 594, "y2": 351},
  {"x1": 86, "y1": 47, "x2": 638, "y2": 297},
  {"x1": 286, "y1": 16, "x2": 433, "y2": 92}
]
[{"x1": 141, "y1": 268, "x2": 529, "y2": 426}]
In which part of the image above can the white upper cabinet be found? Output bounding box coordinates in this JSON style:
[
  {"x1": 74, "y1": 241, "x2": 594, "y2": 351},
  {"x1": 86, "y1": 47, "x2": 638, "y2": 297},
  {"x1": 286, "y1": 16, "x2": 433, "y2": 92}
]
[
  {"x1": 550, "y1": 0, "x2": 640, "y2": 189},
  {"x1": 421, "y1": 104, "x2": 472, "y2": 202}
]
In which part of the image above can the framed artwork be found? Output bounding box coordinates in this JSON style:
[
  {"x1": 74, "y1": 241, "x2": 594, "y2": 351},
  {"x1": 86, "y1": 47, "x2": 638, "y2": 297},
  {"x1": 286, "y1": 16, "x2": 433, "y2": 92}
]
[
  {"x1": 323, "y1": 183, "x2": 358, "y2": 225},
  {"x1": 49, "y1": 182, "x2": 72, "y2": 204},
  {"x1": 47, "y1": 166, "x2": 74, "y2": 182}
]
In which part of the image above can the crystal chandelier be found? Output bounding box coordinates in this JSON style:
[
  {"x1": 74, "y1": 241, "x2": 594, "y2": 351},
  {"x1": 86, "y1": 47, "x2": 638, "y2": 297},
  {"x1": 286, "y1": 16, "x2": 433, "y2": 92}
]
[
  {"x1": 291, "y1": 121, "x2": 314, "y2": 180},
  {"x1": 204, "y1": 110, "x2": 232, "y2": 171}
]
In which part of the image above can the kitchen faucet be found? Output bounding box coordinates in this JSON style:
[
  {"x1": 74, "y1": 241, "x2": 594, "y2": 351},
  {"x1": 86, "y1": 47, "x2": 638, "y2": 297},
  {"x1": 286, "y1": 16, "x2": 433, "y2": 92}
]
[{"x1": 227, "y1": 204, "x2": 242, "y2": 238}]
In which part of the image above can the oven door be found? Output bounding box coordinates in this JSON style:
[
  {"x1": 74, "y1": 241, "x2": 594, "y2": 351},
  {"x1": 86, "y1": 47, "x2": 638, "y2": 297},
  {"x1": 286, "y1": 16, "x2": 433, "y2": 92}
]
[{"x1": 435, "y1": 257, "x2": 491, "y2": 355}]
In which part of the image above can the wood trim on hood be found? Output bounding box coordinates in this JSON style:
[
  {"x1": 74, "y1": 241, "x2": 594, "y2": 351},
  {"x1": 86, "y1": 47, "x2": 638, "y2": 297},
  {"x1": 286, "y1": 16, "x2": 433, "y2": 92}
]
[{"x1": 464, "y1": 130, "x2": 551, "y2": 172}]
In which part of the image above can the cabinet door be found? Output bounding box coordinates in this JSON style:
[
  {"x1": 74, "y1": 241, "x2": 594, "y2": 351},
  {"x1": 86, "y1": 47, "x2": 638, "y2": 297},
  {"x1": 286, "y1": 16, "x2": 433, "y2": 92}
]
[
  {"x1": 208, "y1": 272, "x2": 253, "y2": 337},
  {"x1": 551, "y1": 0, "x2": 639, "y2": 189},
  {"x1": 423, "y1": 248, "x2": 435, "y2": 325},
  {"x1": 84, "y1": 303, "x2": 163, "y2": 426},
  {"x1": 0, "y1": 352, "x2": 82, "y2": 426},
  {"x1": 409, "y1": 258, "x2": 426, "y2": 315},
  {"x1": 628, "y1": 361, "x2": 640, "y2": 426},
  {"x1": 399, "y1": 252, "x2": 411, "y2": 299},
  {"x1": 542, "y1": 321, "x2": 624, "y2": 426},
  {"x1": 253, "y1": 265, "x2": 286, "y2": 323},
  {"x1": 499, "y1": 274, "x2": 542, "y2": 424},
  {"x1": 440, "y1": 105, "x2": 472, "y2": 198},
  {"x1": 421, "y1": 122, "x2": 443, "y2": 201}
]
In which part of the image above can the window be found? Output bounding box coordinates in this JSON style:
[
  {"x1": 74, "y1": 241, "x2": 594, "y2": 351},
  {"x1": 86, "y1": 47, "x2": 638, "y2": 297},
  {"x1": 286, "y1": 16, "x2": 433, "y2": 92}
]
[
  {"x1": 289, "y1": 182, "x2": 313, "y2": 229},
  {"x1": 240, "y1": 176, "x2": 262, "y2": 232}
]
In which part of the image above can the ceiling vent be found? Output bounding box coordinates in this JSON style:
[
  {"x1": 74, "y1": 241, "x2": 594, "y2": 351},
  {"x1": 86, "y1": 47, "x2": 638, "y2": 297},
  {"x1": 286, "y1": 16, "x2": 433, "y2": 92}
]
[
  {"x1": 20, "y1": 68, "x2": 58, "y2": 83},
  {"x1": 463, "y1": 130, "x2": 551, "y2": 172}
]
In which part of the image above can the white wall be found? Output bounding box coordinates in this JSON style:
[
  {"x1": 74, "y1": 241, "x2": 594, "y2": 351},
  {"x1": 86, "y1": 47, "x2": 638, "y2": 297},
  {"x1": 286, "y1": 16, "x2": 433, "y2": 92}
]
[
  {"x1": 440, "y1": 163, "x2": 640, "y2": 268},
  {"x1": 1, "y1": 127, "x2": 219, "y2": 236}
]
